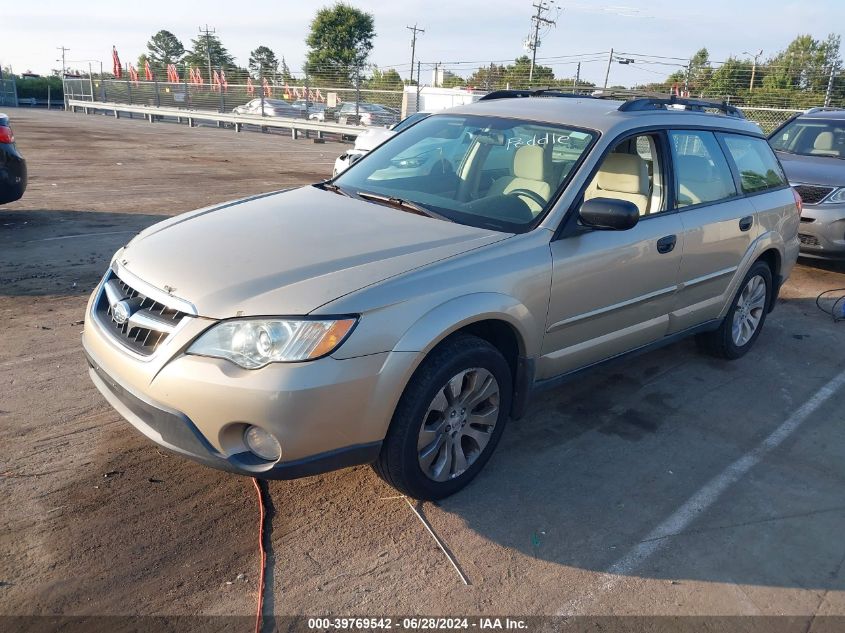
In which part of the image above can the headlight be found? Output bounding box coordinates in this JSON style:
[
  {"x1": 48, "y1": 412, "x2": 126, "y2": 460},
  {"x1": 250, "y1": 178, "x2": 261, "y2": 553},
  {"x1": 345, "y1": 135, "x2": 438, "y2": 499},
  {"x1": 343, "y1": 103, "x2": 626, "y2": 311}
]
[
  {"x1": 187, "y1": 318, "x2": 357, "y2": 369},
  {"x1": 823, "y1": 187, "x2": 845, "y2": 204}
]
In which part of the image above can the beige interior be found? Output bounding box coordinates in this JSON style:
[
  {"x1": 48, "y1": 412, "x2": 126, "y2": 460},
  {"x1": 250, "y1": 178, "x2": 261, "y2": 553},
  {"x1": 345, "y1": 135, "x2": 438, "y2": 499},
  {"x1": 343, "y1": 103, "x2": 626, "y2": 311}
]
[
  {"x1": 584, "y1": 153, "x2": 650, "y2": 215},
  {"x1": 488, "y1": 145, "x2": 552, "y2": 213},
  {"x1": 676, "y1": 155, "x2": 735, "y2": 207},
  {"x1": 810, "y1": 131, "x2": 837, "y2": 156}
]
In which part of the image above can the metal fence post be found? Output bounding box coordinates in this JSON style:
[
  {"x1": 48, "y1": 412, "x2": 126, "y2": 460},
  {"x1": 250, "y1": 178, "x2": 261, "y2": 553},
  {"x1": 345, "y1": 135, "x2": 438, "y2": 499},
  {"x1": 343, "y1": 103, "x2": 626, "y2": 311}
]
[
  {"x1": 218, "y1": 65, "x2": 225, "y2": 114},
  {"x1": 88, "y1": 63, "x2": 95, "y2": 101},
  {"x1": 125, "y1": 64, "x2": 133, "y2": 118},
  {"x1": 355, "y1": 65, "x2": 361, "y2": 120},
  {"x1": 154, "y1": 77, "x2": 161, "y2": 108},
  {"x1": 47, "y1": 85, "x2": 51, "y2": 110},
  {"x1": 416, "y1": 61, "x2": 421, "y2": 112},
  {"x1": 183, "y1": 62, "x2": 190, "y2": 110},
  {"x1": 825, "y1": 63, "x2": 838, "y2": 107}
]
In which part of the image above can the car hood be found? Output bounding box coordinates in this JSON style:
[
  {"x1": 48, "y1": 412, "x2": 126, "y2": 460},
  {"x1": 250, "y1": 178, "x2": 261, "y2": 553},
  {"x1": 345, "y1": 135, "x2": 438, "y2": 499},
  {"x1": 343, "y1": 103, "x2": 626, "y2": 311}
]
[
  {"x1": 119, "y1": 186, "x2": 507, "y2": 318},
  {"x1": 776, "y1": 151, "x2": 845, "y2": 187}
]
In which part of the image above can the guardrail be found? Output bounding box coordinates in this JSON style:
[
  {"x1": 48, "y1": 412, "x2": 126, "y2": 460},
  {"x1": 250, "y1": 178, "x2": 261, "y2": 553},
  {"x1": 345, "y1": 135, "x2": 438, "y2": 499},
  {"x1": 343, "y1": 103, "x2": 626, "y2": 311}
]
[{"x1": 67, "y1": 99, "x2": 364, "y2": 139}]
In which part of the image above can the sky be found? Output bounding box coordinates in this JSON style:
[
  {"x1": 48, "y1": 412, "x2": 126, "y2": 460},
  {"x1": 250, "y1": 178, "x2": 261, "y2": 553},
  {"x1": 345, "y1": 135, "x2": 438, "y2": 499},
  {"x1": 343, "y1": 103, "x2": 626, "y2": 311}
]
[{"x1": 2, "y1": 0, "x2": 844, "y2": 87}]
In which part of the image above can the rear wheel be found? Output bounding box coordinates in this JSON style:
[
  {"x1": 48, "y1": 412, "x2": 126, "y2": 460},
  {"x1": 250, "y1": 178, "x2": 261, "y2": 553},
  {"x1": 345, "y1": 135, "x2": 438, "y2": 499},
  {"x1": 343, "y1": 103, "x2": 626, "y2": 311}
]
[
  {"x1": 696, "y1": 260, "x2": 772, "y2": 360},
  {"x1": 373, "y1": 334, "x2": 512, "y2": 500}
]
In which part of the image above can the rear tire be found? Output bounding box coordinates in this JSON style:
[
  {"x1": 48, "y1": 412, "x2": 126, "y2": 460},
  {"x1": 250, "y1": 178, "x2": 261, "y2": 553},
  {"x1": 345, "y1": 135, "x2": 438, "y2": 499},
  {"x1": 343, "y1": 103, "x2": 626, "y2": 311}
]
[
  {"x1": 696, "y1": 260, "x2": 772, "y2": 360},
  {"x1": 373, "y1": 334, "x2": 512, "y2": 500}
]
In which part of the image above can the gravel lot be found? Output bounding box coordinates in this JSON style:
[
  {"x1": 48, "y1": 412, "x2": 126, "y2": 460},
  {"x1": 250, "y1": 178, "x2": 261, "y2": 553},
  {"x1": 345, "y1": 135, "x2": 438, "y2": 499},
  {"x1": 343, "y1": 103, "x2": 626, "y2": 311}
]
[{"x1": 2, "y1": 108, "x2": 845, "y2": 624}]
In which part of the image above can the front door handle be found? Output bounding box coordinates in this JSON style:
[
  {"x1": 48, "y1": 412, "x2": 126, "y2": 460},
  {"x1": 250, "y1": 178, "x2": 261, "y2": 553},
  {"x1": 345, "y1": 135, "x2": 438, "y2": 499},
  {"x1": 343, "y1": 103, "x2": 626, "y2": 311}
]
[
  {"x1": 739, "y1": 215, "x2": 754, "y2": 232},
  {"x1": 656, "y1": 234, "x2": 677, "y2": 254}
]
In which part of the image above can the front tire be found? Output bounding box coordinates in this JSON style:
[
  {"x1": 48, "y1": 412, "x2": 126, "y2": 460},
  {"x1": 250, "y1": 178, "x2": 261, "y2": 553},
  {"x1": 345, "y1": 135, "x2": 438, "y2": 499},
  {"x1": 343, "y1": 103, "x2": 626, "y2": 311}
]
[
  {"x1": 696, "y1": 260, "x2": 772, "y2": 360},
  {"x1": 373, "y1": 334, "x2": 512, "y2": 500}
]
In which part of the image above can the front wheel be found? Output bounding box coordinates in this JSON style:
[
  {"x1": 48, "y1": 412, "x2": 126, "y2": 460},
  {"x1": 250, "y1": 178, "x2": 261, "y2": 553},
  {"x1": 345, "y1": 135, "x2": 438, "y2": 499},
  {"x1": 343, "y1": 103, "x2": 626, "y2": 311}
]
[
  {"x1": 373, "y1": 334, "x2": 512, "y2": 500},
  {"x1": 696, "y1": 260, "x2": 772, "y2": 359}
]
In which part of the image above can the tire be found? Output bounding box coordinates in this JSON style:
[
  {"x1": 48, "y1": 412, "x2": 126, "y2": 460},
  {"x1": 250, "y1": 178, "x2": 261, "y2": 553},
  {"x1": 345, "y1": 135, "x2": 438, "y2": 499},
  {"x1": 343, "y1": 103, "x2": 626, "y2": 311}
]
[
  {"x1": 696, "y1": 260, "x2": 773, "y2": 360},
  {"x1": 373, "y1": 334, "x2": 512, "y2": 500}
]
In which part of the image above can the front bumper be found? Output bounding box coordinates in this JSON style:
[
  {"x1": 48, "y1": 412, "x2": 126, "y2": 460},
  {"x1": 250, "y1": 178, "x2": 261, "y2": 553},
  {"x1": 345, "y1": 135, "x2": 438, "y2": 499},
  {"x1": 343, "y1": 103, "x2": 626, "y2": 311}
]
[
  {"x1": 82, "y1": 281, "x2": 419, "y2": 479},
  {"x1": 797, "y1": 203, "x2": 845, "y2": 259}
]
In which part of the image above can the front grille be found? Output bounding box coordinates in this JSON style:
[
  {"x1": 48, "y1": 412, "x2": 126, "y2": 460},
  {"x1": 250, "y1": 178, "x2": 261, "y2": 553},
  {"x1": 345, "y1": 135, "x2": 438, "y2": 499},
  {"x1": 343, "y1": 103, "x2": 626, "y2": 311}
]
[
  {"x1": 94, "y1": 272, "x2": 188, "y2": 356},
  {"x1": 798, "y1": 233, "x2": 821, "y2": 246},
  {"x1": 793, "y1": 184, "x2": 834, "y2": 205}
]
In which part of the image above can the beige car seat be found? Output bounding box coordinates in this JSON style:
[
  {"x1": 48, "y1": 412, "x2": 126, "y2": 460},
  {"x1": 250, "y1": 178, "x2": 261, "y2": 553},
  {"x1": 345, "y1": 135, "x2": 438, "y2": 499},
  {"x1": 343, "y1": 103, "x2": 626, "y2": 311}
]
[
  {"x1": 810, "y1": 131, "x2": 838, "y2": 156},
  {"x1": 585, "y1": 153, "x2": 650, "y2": 215},
  {"x1": 675, "y1": 155, "x2": 735, "y2": 206},
  {"x1": 488, "y1": 145, "x2": 552, "y2": 213}
]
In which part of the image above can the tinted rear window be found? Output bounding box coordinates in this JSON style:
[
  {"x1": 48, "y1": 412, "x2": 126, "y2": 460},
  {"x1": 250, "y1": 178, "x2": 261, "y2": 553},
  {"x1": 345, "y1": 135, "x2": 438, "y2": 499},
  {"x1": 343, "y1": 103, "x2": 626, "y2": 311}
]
[{"x1": 721, "y1": 134, "x2": 787, "y2": 193}]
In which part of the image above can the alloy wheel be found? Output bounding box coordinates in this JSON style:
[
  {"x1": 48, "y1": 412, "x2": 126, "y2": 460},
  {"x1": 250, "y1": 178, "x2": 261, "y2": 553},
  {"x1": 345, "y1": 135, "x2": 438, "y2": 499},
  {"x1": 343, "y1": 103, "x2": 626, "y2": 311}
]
[
  {"x1": 417, "y1": 368, "x2": 500, "y2": 482},
  {"x1": 731, "y1": 274, "x2": 767, "y2": 347}
]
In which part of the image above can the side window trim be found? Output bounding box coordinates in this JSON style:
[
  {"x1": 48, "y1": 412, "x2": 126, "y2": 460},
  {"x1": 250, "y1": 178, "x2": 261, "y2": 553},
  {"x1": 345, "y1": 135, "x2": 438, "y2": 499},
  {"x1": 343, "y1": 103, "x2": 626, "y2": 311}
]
[
  {"x1": 714, "y1": 132, "x2": 746, "y2": 197},
  {"x1": 668, "y1": 129, "x2": 740, "y2": 212},
  {"x1": 719, "y1": 132, "x2": 789, "y2": 197}
]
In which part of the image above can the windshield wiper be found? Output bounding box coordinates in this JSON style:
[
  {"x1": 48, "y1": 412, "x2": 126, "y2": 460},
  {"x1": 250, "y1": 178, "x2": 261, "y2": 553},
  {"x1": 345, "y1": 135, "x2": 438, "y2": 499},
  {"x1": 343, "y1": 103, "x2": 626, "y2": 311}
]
[
  {"x1": 355, "y1": 191, "x2": 453, "y2": 222},
  {"x1": 317, "y1": 181, "x2": 352, "y2": 197}
]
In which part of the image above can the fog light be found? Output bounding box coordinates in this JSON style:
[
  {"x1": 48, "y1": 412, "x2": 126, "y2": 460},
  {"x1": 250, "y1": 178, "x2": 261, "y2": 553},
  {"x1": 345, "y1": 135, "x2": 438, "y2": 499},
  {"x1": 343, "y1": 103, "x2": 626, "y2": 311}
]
[{"x1": 244, "y1": 426, "x2": 282, "y2": 461}]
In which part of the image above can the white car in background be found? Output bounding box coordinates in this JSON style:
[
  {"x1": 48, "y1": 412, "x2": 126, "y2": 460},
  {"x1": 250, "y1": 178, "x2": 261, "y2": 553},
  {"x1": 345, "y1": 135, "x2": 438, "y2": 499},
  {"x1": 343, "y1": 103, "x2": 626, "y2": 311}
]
[{"x1": 333, "y1": 112, "x2": 430, "y2": 177}]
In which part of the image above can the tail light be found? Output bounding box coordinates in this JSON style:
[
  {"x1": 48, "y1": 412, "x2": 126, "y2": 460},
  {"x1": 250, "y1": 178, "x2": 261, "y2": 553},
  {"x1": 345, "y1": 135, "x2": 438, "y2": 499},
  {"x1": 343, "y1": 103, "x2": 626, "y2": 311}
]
[
  {"x1": 0, "y1": 125, "x2": 13, "y2": 144},
  {"x1": 792, "y1": 187, "x2": 803, "y2": 215}
]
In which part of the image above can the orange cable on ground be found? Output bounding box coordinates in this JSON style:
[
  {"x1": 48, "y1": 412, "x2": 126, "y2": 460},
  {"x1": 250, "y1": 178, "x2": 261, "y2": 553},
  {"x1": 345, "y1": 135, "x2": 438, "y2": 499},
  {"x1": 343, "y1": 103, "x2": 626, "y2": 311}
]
[{"x1": 252, "y1": 477, "x2": 267, "y2": 633}]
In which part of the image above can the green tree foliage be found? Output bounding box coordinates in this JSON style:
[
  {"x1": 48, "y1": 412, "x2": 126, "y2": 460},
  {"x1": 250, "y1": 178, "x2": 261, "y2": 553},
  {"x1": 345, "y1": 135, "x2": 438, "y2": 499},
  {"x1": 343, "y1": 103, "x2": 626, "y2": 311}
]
[
  {"x1": 184, "y1": 33, "x2": 236, "y2": 73},
  {"x1": 704, "y1": 57, "x2": 754, "y2": 96},
  {"x1": 305, "y1": 3, "x2": 375, "y2": 84},
  {"x1": 145, "y1": 30, "x2": 186, "y2": 70},
  {"x1": 280, "y1": 57, "x2": 293, "y2": 83},
  {"x1": 364, "y1": 67, "x2": 403, "y2": 90},
  {"x1": 248, "y1": 46, "x2": 279, "y2": 79},
  {"x1": 762, "y1": 34, "x2": 840, "y2": 92}
]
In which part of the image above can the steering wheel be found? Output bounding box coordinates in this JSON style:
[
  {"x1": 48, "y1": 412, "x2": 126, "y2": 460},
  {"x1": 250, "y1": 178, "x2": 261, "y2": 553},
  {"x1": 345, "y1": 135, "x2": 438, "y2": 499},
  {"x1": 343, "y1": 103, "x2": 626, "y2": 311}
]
[{"x1": 505, "y1": 188, "x2": 547, "y2": 209}]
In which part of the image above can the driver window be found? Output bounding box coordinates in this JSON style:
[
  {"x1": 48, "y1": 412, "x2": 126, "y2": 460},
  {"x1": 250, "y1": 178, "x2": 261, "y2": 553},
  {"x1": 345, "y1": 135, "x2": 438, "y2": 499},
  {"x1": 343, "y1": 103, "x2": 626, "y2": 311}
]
[{"x1": 584, "y1": 134, "x2": 666, "y2": 216}]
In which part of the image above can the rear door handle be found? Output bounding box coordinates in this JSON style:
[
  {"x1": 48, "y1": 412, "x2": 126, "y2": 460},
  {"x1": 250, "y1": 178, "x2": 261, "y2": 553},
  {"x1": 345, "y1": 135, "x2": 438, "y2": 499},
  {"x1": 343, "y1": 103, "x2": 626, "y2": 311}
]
[
  {"x1": 656, "y1": 234, "x2": 677, "y2": 254},
  {"x1": 739, "y1": 215, "x2": 754, "y2": 232}
]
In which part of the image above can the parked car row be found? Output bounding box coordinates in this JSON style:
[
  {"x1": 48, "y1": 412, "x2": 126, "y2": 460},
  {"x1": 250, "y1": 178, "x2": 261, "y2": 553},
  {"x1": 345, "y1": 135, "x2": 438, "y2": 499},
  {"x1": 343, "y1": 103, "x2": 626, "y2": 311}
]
[{"x1": 232, "y1": 98, "x2": 399, "y2": 127}]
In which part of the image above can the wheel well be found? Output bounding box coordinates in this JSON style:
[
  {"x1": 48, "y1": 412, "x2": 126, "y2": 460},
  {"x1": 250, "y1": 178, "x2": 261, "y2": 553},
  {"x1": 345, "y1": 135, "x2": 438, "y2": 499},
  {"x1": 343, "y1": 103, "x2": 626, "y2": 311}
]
[
  {"x1": 758, "y1": 249, "x2": 781, "y2": 278},
  {"x1": 757, "y1": 249, "x2": 782, "y2": 311},
  {"x1": 454, "y1": 319, "x2": 522, "y2": 381}
]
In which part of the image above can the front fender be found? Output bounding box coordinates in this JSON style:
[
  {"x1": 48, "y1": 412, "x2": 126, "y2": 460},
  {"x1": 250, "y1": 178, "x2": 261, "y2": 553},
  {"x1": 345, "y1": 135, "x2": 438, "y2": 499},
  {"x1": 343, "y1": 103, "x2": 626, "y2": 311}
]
[{"x1": 393, "y1": 292, "x2": 541, "y2": 358}]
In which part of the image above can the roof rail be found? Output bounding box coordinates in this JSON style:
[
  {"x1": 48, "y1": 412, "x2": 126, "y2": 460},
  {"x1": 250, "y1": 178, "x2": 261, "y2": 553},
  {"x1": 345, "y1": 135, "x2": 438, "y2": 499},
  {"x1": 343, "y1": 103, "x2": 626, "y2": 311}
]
[
  {"x1": 618, "y1": 95, "x2": 745, "y2": 119},
  {"x1": 478, "y1": 88, "x2": 596, "y2": 101},
  {"x1": 804, "y1": 106, "x2": 845, "y2": 114}
]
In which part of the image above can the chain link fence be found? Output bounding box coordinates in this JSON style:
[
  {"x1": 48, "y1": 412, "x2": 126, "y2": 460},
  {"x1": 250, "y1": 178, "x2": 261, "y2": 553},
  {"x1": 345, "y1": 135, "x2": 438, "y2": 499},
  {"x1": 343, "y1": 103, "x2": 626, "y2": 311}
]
[{"x1": 0, "y1": 78, "x2": 18, "y2": 107}]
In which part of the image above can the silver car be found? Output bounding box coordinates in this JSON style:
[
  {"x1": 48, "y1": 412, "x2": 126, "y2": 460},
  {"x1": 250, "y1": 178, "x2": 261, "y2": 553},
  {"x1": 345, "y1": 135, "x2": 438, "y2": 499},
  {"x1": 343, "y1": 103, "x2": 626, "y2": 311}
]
[
  {"x1": 769, "y1": 107, "x2": 845, "y2": 259},
  {"x1": 83, "y1": 92, "x2": 799, "y2": 500}
]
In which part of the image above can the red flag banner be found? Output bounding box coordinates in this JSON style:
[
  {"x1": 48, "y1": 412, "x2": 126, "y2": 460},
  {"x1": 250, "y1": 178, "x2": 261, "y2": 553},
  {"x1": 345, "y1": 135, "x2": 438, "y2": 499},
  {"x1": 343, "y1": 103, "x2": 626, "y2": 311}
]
[
  {"x1": 220, "y1": 69, "x2": 228, "y2": 92},
  {"x1": 212, "y1": 69, "x2": 221, "y2": 92},
  {"x1": 128, "y1": 64, "x2": 139, "y2": 86},
  {"x1": 144, "y1": 59, "x2": 153, "y2": 81},
  {"x1": 246, "y1": 77, "x2": 255, "y2": 95},
  {"x1": 284, "y1": 84, "x2": 292, "y2": 99},
  {"x1": 112, "y1": 47, "x2": 122, "y2": 79},
  {"x1": 262, "y1": 77, "x2": 272, "y2": 97},
  {"x1": 166, "y1": 64, "x2": 179, "y2": 83}
]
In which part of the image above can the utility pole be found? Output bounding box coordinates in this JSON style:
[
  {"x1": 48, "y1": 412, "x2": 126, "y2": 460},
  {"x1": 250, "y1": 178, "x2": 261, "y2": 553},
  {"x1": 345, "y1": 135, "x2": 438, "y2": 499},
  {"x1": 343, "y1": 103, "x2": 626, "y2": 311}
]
[
  {"x1": 603, "y1": 48, "x2": 614, "y2": 89},
  {"x1": 407, "y1": 24, "x2": 425, "y2": 85},
  {"x1": 198, "y1": 25, "x2": 215, "y2": 86},
  {"x1": 526, "y1": 1, "x2": 557, "y2": 84},
  {"x1": 743, "y1": 49, "x2": 762, "y2": 91},
  {"x1": 825, "y1": 62, "x2": 839, "y2": 107},
  {"x1": 573, "y1": 62, "x2": 581, "y2": 88},
  {"x1": 57, "y1": 46, "x2": 69, "y2": 77}
]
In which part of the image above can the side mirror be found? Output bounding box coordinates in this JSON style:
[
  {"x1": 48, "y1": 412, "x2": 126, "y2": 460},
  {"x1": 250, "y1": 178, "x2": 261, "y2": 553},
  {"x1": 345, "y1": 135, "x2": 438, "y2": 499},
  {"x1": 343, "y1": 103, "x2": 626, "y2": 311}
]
[{"x1": 578, "y1": 197, "x2": 640, "y2": 231}]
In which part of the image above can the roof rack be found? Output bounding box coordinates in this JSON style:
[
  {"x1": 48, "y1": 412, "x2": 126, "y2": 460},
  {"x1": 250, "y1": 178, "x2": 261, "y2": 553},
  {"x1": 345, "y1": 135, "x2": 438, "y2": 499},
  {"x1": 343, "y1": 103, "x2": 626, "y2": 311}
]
[
  {"x1": 478, "y1": 88, "x2": 595, "y2": 101},
  {"x1": 618, "y1": 95, "x2": 745, "y2": 119},
  {"x1": 804, "y1": 106, "x2": 845, "y2": 114}
]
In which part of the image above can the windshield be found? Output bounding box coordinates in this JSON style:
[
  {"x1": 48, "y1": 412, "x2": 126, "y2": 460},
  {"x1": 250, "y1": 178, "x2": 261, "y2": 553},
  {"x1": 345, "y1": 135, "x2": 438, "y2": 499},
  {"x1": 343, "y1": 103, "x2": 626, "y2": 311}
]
[
  {"x1": 333, "y1": 114, "x2": 597, "y2": 232},
  {"x1": 770, "y1": 118, "x2": 845, "y2": 159}
]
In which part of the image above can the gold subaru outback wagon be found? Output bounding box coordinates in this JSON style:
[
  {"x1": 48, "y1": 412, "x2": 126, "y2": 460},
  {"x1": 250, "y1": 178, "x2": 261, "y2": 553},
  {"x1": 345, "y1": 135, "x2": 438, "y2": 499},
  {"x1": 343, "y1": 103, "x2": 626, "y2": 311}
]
[{"x1": 83, "y1": 92, "x2": 800, "y2": 499}]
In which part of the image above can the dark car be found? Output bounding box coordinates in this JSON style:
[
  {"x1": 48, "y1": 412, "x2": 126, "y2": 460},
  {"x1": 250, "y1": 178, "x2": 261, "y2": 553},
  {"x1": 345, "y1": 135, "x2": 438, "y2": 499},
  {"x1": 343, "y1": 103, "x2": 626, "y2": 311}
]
[
  {"x1": 769, "y1": 107, "x2": 845, "y2": 259},
  {"x1": 336, "y1": 102, "x2": 399, "y2": 127},
  {"x1": 0, "y1": 113, "x2": 26, "y2": 204}
]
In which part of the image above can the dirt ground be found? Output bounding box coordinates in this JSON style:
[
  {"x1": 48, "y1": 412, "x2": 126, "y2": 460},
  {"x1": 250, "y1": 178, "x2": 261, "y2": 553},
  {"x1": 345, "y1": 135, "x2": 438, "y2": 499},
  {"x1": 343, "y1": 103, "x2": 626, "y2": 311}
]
[{"x1": 2, "y1": 108, "x2": 845, "y2": 624}]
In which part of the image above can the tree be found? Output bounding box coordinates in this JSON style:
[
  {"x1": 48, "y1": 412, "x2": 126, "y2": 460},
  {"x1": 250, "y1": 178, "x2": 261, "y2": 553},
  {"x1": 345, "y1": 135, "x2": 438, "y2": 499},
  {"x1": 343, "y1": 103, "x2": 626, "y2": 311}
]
[
  {"x1": 364, "y1": 67, "x2": 403, "y2": 90},
  {"x1": 763, "y1": 34, "x2": 841, "y2": 93},
  {"x1": 705, "y1": 57, "x2": 755, "y2": 97},
  {"x1": 441, "y1": 71, "x2": 465, "y2": 88},
  {"x1": 145, "y1": 30, "x2": 185, "y2": 70},
  {"x1": 184, "y1": 33, "x2": 236, "y2": 74},
  {"x1": 280, "y1": 57, "x2": 293, "y2": 84},
  {"x1": 248, "y1": 46, "x2": 279, "y2": 79},
  {"x1": 305, "y1": 3, "x2": 375, "y2": 84}
]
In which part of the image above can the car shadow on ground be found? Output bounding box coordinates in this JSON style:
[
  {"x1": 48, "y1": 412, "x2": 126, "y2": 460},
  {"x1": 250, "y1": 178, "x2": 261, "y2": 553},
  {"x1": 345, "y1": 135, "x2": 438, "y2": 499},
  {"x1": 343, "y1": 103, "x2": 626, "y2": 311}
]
[
  {"x1": 0, "y1": 209, "x2": 166, "y2": 297},
  {"x1": 431, "y1": 314, "x2": 845, "y2": 595}
]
